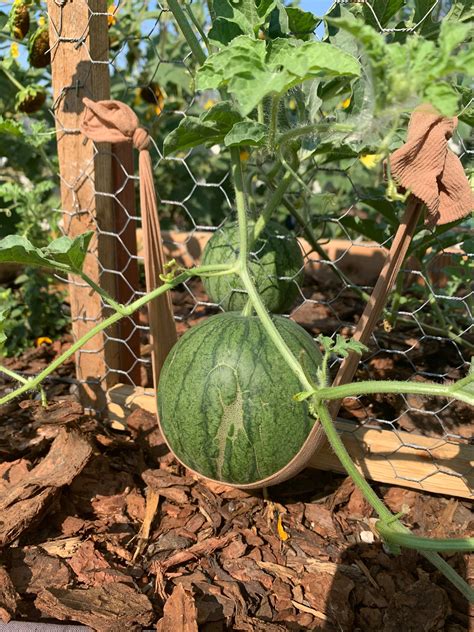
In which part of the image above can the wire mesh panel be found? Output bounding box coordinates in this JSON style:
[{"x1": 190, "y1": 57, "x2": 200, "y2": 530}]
[{"x1": 46, "y1": 0, "x2": 472, "y2": 494}]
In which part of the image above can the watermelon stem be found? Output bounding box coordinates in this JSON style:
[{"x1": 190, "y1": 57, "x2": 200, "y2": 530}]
[
  {"x1": 230, "y1": 146, "x2": 315, "y2": 390},
  {"x1": 315, "y1": 402, "x2": 474, "y2": 602},
  {"x1": 0, "y1": 263, "x2": 236, "y2": 408}
]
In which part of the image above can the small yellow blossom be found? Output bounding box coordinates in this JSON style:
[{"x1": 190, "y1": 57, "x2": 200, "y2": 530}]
[
  {"x1": 10, "y1": 42, "x2": 19, "y2": 58},
  {"x1": 359, "y1": 153, "x2": 383, "y2": 169},
  {"x1": 38, "y1": 15, "x2": 46, "y2": 26},
  {"x1": 288, "y1": 98, "x2": 297, "y2": 111},
  {"x1": 277, "y1": 514, "x2": 289, "y2": 542},
  {"x1": 341, "y1": 96, "x2": 351, "y2": 109},
  {"x1": 204, "y1": 98, "x2": 216, "y2": 110},
  {"x1": 36, "y1": 336, "x2": 53, "y2": 346},
  {"x1": 107, "y1": 4, "x2": 117, "y2": 27},
  {"x1": 240, "y1": 149, "x2": 250, "y2": 162}
]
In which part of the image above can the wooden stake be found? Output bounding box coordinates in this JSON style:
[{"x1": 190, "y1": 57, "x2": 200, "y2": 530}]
[{"x1": 47, "y1": 0, "x2": 121, "y2": 407}]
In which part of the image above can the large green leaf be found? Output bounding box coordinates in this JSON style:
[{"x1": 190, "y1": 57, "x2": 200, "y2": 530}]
[
  {"x1": 163, "y1": 102, "x2": 242, "y2": 155},
  {"x1": 286, "y1": 7, "x2": 318, "y2": 41},
  {"x1": 224, "y1": 121, "x2": 268, "y2": 147},
  {"x1": 0, "y1": 232, "x2": 93, "y2": 274},
  {"x1": 196, "y1": 35, "x2": 361, "y2": 116}
]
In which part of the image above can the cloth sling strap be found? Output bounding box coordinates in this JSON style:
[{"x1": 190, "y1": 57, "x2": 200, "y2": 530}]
[
  {"x1": 81, "y1": 98, "x2": 177, "y2": 386},
  {"x1": 235, "y1": 103, "x2": 473, "y2": 490}
]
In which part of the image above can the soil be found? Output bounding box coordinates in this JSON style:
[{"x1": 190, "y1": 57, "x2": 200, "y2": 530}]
[{"x1": 0, "y1": 276, "x2": 472, "y2": 631}]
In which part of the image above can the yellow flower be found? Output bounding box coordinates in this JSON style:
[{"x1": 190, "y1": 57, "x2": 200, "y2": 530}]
[
  {"x1": 10, "y1": 42, "x2": 19, "y2": 58},
  {"x1": 36, "y1": 336, "x2": 53, "y2": 346},
  {"x1": 240, "y1": 149, "x2": 250, "y2": 162},
  {"x1": 38, "y1": 15, "x2": 46, "y2": 26},
  {"x1": 107, "y1": 4, "x2": 117, "y2": 26},
  {"x1": 341, "y1": 96, "x2": 351, "y2": 109},
  {"x1": 359, "y1": 153, "x2": 383, "y2": 169},
  {"x1": 204, "y1": 98, "x2": 216, "y2": 110},
  {"x1": 288, "y1": 98, "x2": 297, "y2": 111},
  {"x1": 277, "y1": 514, "x2": 289, "y2": 541}
]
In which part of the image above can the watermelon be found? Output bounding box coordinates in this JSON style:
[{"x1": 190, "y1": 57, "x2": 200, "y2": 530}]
[
  {"x1": 201, "y1": 220, "x2": 304, "y2": 313},
  {"x1": 158, "y1": 312, "x2": 322, "y2": 485}
]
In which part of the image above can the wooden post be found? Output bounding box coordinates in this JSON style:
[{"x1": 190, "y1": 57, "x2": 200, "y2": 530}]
[
  {"x1": 111, "y1": 143, "x2": 142, "y2": 385},
  {"x1": 47, "y1": 0, "x2": 120, "y2": 409}
]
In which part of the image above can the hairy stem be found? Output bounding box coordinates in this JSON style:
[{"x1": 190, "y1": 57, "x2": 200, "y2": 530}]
[
  {"x1": 167, "y1": 0, "x2": 207, "y2": 65},
  {"x1": 315, "y1": 378, "x2": 474, "y2": 408},
  {"x1": 277, "y1": 123, "x2": 354, "y2": 148}
]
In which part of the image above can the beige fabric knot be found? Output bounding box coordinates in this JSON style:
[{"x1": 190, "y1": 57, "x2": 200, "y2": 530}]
[
  {"x1": 132, "y1": 127, "x2": 150, "y2": 151},
  {"x1": 388, "y1": 103, "x2": 473, "y2": 226}
]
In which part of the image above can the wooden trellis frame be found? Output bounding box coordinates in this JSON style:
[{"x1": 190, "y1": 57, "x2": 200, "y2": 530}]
[{"x1": 46, "y1": 2, "x2": 472, "y2": 500}]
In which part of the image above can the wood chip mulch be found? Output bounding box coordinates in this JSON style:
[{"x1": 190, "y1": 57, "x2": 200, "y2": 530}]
[{"x1": 0, "y1": 388, "x2": 472, "y2": 631}]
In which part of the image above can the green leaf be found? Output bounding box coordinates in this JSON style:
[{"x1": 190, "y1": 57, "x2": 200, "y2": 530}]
[
  {"x1": 224, "y1": 121, "x2": 268, "y2": 147},
  {"x1": 0, "y1": 233, "x2": 93, "y2": 274},
  {"x1": 197, "y1": 35, "x2": 360, "y2": 116},
  {"x1": 363, "y1": 0, "x2": 404, "y2": 28},
  {"x1": 286, "y1": 7, "x2": 318, "y2": 41},
  {"x1": 424, "y1": 82, "x2": 460, "y2": 117},
  {"x1": 208, "y1": 0, "x2": 255, "y2": 45},
  {"x1": 163, "y1": 102, "x2": 242, "y2": 155},
  {"x1": 439, "y1": 20, "x2": 471, "y2": 57},
  {"x1": 0, "y1": 116, "x2": 23, "y2": 137}
]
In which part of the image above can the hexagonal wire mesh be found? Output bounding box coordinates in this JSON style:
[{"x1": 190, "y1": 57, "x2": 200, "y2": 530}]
[{"x1": 46, "y1": 0, "x2": 472, "y2": 495}]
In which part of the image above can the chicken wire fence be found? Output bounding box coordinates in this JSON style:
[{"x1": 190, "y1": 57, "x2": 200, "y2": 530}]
[{"x1": 45, "y1": 0, "x2": 472, "y2": 494}]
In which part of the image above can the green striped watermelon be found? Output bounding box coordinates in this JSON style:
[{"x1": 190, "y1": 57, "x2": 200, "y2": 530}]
[
  {"x1": 201, "y1": 220, "x2": 304, "y2": 313},
  {"x1": 157, "y1": 312, "x2": 322, "y2": 485}
]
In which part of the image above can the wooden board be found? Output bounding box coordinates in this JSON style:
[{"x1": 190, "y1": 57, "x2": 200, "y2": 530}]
[
  {"x1": 47, "y1": 0, "x2": 119, "y2": 409},
  {"x1": 107, "y1": 384, "x2": 473, "y2": 499}
]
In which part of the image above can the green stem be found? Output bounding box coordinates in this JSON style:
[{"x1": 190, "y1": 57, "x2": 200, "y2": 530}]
[
  {"x1": 257, "y1": 102, "x2": 264, "y2": 125},
  {"x1": 230, "y1": 147, "x2": 312, "y2": 390},
  {"x1": 315, "y1": 378, "x2": 474, "y2": 408},
  {"x1": 185, "y1": 3, "x2": 210, "y2": 53},
  {"x1": 277, "y1": 123, "x2": 354, "y2": 148},
  {"x1": 315, "y1": 402, "x2": 474, "y2": 602},
  {"x1": 80, "y1": 272, "x2": 125, "y2": 314},
  {"x1": 0, "y1": 64, "x2": 25, "y2": 91},
  {"x1": 167, "y1": 0, "x2": 207, "y2": 65},
  {"x1": 0, "y1": 364, "x2": 48, "y2": 406},
  {"x1": 268, "y1": 95, "x2": 281, "y2": 150},
  {"x1": 0, "y1": 264, "x2": 235, "y2": 408},
  {"x1": 252, "y1": 170, "x2": 293, "y2": 243},
  {"x1": 375, "y1": 523, "x2": 474, "y2": 552}
]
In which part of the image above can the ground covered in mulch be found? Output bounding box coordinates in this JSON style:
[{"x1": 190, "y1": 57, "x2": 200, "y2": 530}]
[{"x1": 0, "y1": 277, "x2": 472, "y2": 631}]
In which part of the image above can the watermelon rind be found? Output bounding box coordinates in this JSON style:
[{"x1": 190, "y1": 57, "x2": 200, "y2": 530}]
[
  {"x1": 158, "y1": 312, "x2": 322, "y2": 485},
  {"x1": 201, "y1": 220, "x2": 304, "y2": 313}
]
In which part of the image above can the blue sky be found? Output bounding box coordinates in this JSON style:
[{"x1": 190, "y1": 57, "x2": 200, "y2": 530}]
[{"x1": 299, "y1": 0, "x2": 333, "y2": 16}]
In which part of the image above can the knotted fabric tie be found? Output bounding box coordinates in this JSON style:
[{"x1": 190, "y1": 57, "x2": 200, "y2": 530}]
[
  {"x1": 81, "y1": 98, "x2": 177, "y2": 384},
  {"x1": 389, "y1": 103, "x2": 473, "y2": 226}
]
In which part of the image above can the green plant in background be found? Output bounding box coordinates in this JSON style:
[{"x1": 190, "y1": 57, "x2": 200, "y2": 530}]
[{"x1": 0, "y1": 0, "x2": 473, "y2": 602}]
